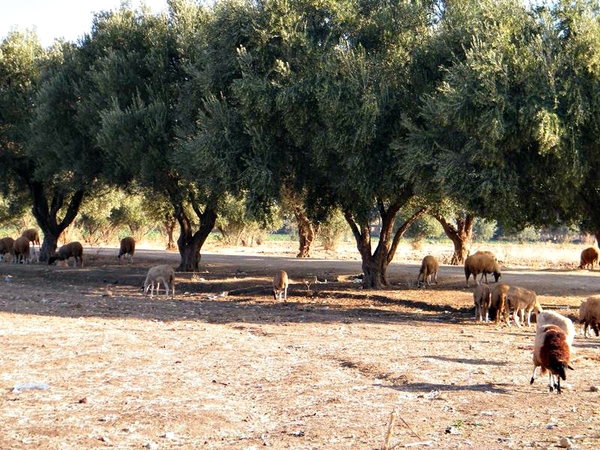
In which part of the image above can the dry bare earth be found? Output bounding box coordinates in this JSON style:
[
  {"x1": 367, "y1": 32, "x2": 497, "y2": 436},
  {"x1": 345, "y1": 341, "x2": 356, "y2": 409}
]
[{"x1": 1, "y1": 243, "x2": 600, "y2": 449}]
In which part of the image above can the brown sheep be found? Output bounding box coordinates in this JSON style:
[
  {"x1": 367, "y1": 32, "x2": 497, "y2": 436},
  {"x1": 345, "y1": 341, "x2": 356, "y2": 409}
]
[
  {"x1": 504, "y1": 286, "x2": 542, "y2": 327},
  {"x1": 417, "y1": 255, "x2": 439, "y2": 287},
  {"x1": 531, "y1": 324, "x2": 573, "y2": 394},
  {"x1": 464, "y1": 253, "x2": 501, "y2": 287},
  {"x1": 489, "y1": 284, "x2": 510, "y2": 324},
  {"x1": 273, "y1": 270, "x2": 289, "y2": 301},
  {"x1": 118, "y1": 237, "x2": 136, "y2": 264},
  {"x1": 48, "y1": 242, "x2": 84, "y2": 268},
  {"x1": 0, "y1": 237, "x2": 15, "y2": 260},
  {"x1": 20, "y1": 228, "x2": 40, "y2": 246},
  {"x1": 12, "y1": 236, "x2": 30, "y2": 264},
  {"x1": 473, "y1": 284, "x2": 491, "y2": 322},
  {"x1": 579, "y1": 247, "x2": 599, "y2": 270}
]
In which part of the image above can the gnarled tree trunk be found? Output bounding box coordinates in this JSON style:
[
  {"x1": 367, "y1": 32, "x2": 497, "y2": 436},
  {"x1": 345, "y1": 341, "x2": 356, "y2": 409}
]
[
  {"x1": 345, "y1": 196, "x2": 427, "y2": 289},
  {"x1": 176, "y1": 204, "x2": 217, "y2": 272},
  {"x1": 294, "y1": 206, "x2": 318, "y2": 258},
  {"x1": 163, "y1": 213, "x2": 177, "y2": 251},
  {"x1": 434, "y1": 213, "x2": 474, "y2": 265}
]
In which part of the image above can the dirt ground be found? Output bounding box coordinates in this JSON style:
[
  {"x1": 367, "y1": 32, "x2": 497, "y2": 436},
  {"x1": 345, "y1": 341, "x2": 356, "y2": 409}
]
[{"x1": 1, "y1": 241, "x2": 599, "y2": 449}]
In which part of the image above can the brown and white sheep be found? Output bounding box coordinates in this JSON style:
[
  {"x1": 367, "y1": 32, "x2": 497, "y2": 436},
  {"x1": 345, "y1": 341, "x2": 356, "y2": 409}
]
[
  {"x1": 118, "y1": 237, "x2": 136, "y2": 264},
  {"x1": 273, "y1": 270, "x2": 289, "y2": 301},
  {"x1": 536, "y1": 310, "x2": 576, "y2": 348},
  {"x1": 12, "y1": 236, "x2": 30, "y2": 264},
  {"x1": 417, "y1": 255, "x2": 439, "y2": 287},
  {"x1": 579, "y1": 297, "x2": 600, "y2": 337},
  {"x1": 143, "y1": 265, "x2": 175, "y2": 298},
  {"x1": 504, "y1": 286, "x2": 542, "y2": 327},
  {"x1": 20, "y1": 228, "x2": 40, "y2": 247},
  {"x1": 490, "y1": 284, "x2": 510, "y2": 324},
  {"x1": 48, "y1": 242, "x2": 84, "y2": 268},
  {"x1": 464, "y1": 252, "x2": 501, "y2": 287},
  {"x1": 531, "y1": 324, "x2": 573, "y2": 394},
  {"x1": 473, "y1": 284, "x2": 491, "y2": 322},
  {"x1": 578, "y1": 247, "x2": 599, "y2": 270}
]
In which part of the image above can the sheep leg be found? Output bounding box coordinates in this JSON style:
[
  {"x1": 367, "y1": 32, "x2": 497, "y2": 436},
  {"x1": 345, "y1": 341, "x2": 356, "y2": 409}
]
[
  {"x1": 530, "y1": 366, "x2": 537, "y2": 385},
  {"x1": 513, "y1": 309, "x2": 522, "y2": 328}
]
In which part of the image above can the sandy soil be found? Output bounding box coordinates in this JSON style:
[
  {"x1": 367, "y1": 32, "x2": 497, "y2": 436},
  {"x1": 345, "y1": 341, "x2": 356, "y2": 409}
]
[{"x1": 0, "y1": 241, "x2": 599, "y2": 449}]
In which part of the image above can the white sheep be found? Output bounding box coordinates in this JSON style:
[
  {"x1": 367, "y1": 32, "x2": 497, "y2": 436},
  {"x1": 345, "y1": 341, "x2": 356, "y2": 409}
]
[
  {"x1": 417, "y1": 255, "x2": 439, "y2": 287},
  {"x1": 143, "y1": 265, "x2": 175, "y2": 299},
  {"x1": 473, "y1": 284, "x2": 491, "y2": 322},
  {"x1": 536, "y1": 310, "x2": 575, "y2": 348},
  {"x1": 273, "y1": 270, "x2": 289, "y2": 301},
  {"x1": 579, "y1": 297, "x2": 600, "y2": 337},
  {"x1": 118, "y1": 237, "x2": 136, "y2": 264},
  {"x1": 504, "y1": 286, "x2": 542, "y2": 327},
  {"x1": 531, "y1": 324, "x2": 573, "y2": 394},
  {"x1": 48, "y1": 242, "x2": 84, "y2": 268},
  {"x1": 12, "y1": 236, "x2": 30, "y2": 264}
]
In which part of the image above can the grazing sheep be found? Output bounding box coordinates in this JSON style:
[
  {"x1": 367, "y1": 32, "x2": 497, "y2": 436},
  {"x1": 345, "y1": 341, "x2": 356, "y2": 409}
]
[
  {"x1": 143, "y1": 264, "x2": 175, "y2": 298},
  {"x1": 118, "y1": 237, "x2": 136, "y2": 264},
  {"x1": 464, "y1": 252, "x2": 501, "y2": 287},
  {"x1": 12, "y1": 236, "x2": 30, "y2": 264},
  {"x1": 490, "y1": 284, "x2": 510, "y2": 324},
  {"x1": 473, "y1": 284, "x2": 491, "y2": 322},
  {"x1": 531, "y1": 324, "x2": 574, "y2": 394},
  {"x1": 20, "y1": 228, "x2": 40, "y2": 247},
  {"x1": 0, "y1": 237, "x2": 15, "y2": 257},
  {"x1": 417, "y1": 255, "x2": 439, "y2": 287},
  {"x1": 536, "y1": 310, "x2": 576, "y2": 348},
  {"x1": 504, "y1": 286, "x2": 542, "y2": 327},
  {"x1": 48, "y1": 241, "x2": 84, "y2": 268},
  {"x1": 273, "y1": 270, "x2": 289, "y2": 301},
  {"x1": 579, "y1": 247, "x2": 599, "y2": 270},
  {"x1": 579, "y1": 297, "x2": 600, "y2": 337}
]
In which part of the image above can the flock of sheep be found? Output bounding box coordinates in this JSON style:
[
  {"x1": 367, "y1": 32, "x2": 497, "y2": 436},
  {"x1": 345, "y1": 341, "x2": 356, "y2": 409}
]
[
  {"x1": 2, "y1": 227, "x2": 598, "y2": 394},
  {"x1": 418, "y1": 247, "x2": 600, "y2": 394}
]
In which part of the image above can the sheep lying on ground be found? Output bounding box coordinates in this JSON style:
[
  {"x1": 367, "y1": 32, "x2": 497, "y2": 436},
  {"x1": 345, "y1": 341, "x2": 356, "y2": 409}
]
[
  {"x1": 489, "y1": 284, "x2": 510, "y2": 324},
  {"x1": 12, "y1": 236, "x2": 30, "y2": 264},
  {"x1": 143, "y1": 265, "x2": 175, "y2": 299},
  {"x1": 48, "y1": 242, "x2": 84, "y2": 268},
  {"x1": 417, "y1": 255, "x2": 439, "y2": 287},
  {"x1": 473, "y1": 284, "x2": 491, "y2": 322},
  {"x1": 20, "y1": 228, "x2": 40, "y2": 247},
  {"x1": 464, "y1": 252, "x2": 501, "y2": 287},
  {"x1": 536, "y1": 310, "x2": 576, "y2": 347},
  {"x1": 504, "y1": 286, "x2": 542, "y2": 327},
  {"x1": 531, "y1": 324, "x2": 574, "y2": 394},
  {"x1": 579, "y1": 247, "x2": 599, "y2": 270},
  {"x1": 118, "y1": 237, "x2": 136, "y2": 264},
  {"x1": 579, "y1": 297, "x2": 600, "y2": 337},
  {"x1": 273, "y1": 270, "x2": 289, "y2": 301}
]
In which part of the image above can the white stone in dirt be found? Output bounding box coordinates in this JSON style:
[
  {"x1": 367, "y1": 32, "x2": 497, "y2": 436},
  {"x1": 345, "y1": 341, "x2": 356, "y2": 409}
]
[{"x1": 559, "y1": 436, "x2": 573, "y2": 448}]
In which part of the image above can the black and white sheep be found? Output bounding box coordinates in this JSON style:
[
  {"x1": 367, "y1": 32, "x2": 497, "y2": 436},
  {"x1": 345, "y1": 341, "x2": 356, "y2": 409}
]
[
  {"x1": 273, "y1": 270, "x2": 289, "y2": 301},
  {"x1": 417, "y1": 255, "x2": 439, "y2": 287},
  {"x1": 118, "y1": 237, "x2": 136, "y2": 264},
  {"x1": 530, "y1": 324, "x2": 573, "y2": 394},
  {"x1": 48, "y1": 242, "x2": 84, "y2": 268}
]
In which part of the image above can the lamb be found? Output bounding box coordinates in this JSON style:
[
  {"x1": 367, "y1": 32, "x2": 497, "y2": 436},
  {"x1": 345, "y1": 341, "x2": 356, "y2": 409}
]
[
  {"x1": 273, "y1": 270, "x2": 289, "y2": 301},
  {"x1": 143, "y1": 264, "x2": 175, "y2": 298},
  {"x1": 20, "y1": 228, "x2": 40, "y2": 247},
  {"x1": 48, "y1": 241, "x2": 84, "y2": 268},
  {"x1": 473, "y1": 284, "x2": 491, "y2": 322},
  {"x1": 417, "y1": 255, "x2": 439, "y2": 287},
  {"x1": 489, "y1": 284, "x2": 510, "y2": 324},
  {"x1": 118, "y1": 237, "x2": 136, "y2": 264},
  {"x1": 579, "y1": 297, "x2": 600, "y2": 337},
  {"x1": 536, "y1": 310, "x2": 576, "y2": 347},
  {"x1": 578, "y1": 247, "x2": 599, "y2": 270},
  {"x1": 530, "y1": 324, "x2": 574, "y2": 394},
  {"x1": 12, "y1": 236, "x2": 30, "y2": 264},
  {"x1": 504, "y1": 286, "x2": 542, "y2": 327},
  {"x1": 464, "y1": 252, "x2": 501, "y2": 287}
]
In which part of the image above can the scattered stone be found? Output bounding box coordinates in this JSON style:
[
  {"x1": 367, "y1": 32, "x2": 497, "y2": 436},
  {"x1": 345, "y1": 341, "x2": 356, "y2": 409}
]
[
  {"x1": 590, "y1": 385, "x2": 599, "y2": 392},
  {"x1": 558, "y1": 436, "x2": 572, "y2": 448}
]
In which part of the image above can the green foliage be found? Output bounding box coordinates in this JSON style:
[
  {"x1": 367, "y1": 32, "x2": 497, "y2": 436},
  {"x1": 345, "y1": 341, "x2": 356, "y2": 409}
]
[
  {"x1": 318, "y1": 209, "x2": 349, "y2": 251},
  {"x1": 473, "y1": 218, "x2": 498, "y2": 242}
]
